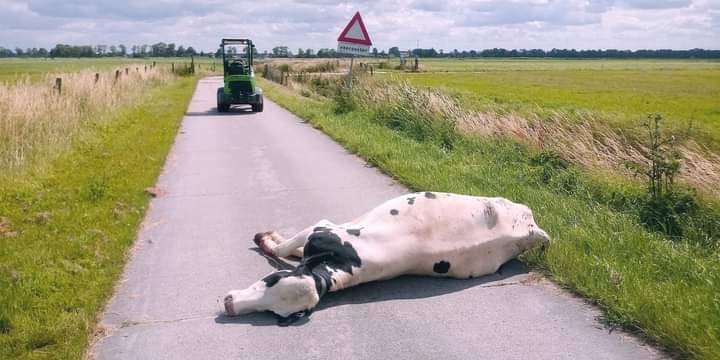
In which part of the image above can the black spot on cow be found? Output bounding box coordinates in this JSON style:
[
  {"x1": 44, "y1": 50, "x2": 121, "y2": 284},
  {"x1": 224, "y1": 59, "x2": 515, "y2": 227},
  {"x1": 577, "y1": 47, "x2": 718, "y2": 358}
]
[
  {"x1": 407, "y1": 197, "x2": 416, "y2": 205},
  {"x1": 433, "y1": 260, "x2": 451, "y2": 274},
  {"x1": 424, "y1": 192, "x2": 437, "y2": 199},
  {"x1": 313, "y1": 226, "x2": 331, "y2": 232},
  {"x1": 346, "y1": 228, "x2": 362, "y2": 237},
  {"x1": 262, "y1": 270, "x2": 295, "y2": 288},
  {"x1": 390, "y1": 209, "x2": 399, "y2": 216},
  {"x1": 483, "y1": 204, "x2": 498, "y2": 228},
  {"x1": 304, "y1": 230, "x2": 362, "y2": 276}
]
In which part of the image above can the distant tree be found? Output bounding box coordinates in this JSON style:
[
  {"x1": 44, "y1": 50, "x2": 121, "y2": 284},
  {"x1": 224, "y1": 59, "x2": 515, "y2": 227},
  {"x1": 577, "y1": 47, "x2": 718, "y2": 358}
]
[
  {"x1": 0, "y1": 47, "x2": 15, "y2": 57},
  {"x1": 185, "y1": 46, "x2": 196, "y2": 56},
  {"x1": 166, "y1": 43, "x2": 176, "y2": 57},
  {"x1": 151, "y1": 42, "x2": 166, "y2": 57},
  {"x1": 119, "y1": 44, "x2": 127, "y2": 56},
  {"x1": 176, "y1": 45, "x2": 185, "y2": 57},
  {"x1": 272, "y1": 46, "x2": 290, "y2": 57},
  {"x1": 388, "y1": 46, "x2": 400, "y2": 57},
  {"x1": 15, "y1": 47, "x2": 24, "y2": 57},
  {"x1": 372, "y1": 47, "x2": 378, "y2": 57}
]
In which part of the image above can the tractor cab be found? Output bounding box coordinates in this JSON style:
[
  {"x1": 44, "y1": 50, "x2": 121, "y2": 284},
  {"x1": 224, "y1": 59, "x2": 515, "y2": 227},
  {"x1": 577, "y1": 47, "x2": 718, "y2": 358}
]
[{"x1": 217, "y1": 38, "x2": 263, "y2": 113}]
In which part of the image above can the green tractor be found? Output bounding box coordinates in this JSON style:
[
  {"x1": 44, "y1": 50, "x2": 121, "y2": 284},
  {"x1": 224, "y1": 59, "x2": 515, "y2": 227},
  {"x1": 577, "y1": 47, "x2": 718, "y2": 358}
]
[{"x1": 217, "y1": 38, "x2": 263, "y2": 113}]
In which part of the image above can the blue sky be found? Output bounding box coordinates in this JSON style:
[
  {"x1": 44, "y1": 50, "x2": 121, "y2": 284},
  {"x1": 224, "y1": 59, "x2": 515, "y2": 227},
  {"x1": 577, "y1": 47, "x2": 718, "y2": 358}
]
[{"x1": 1, "y1": 0, "x2": 718, "y2": 52}]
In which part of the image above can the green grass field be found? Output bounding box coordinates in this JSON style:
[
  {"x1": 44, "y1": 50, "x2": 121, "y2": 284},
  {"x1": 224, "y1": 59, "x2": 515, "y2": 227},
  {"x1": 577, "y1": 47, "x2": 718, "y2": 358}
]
[
  {"x1": 0, "y1": 57, "x2": 218, "y2": 82},
  {"x1": 382, "y1": 59, "x2": 720, "y2": 149},
  {"x1": 0, "y1": 70, "x2": 198, "y2": 358},
  {"x1": 260, "y1": 76, "x2": 720, "y2": 359}
]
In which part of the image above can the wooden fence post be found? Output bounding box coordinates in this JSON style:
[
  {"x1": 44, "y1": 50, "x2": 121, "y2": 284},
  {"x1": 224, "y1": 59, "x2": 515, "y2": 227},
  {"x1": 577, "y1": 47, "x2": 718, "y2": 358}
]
[
  {"x1": 125, "y1": 68, "x2": 129, "y2": 75},
  {"x1": 171, "y1": 63, "x2": 175, "y2": 72},
  {"x1": 95, "y1": 73, "x2": 100, "y2": 84},
  {"x1": 54, "y1": 77, "x2": 62, "y2": 95},
  {"x1": 115, "y1": 70, "x2": 121, "y2": 82}
]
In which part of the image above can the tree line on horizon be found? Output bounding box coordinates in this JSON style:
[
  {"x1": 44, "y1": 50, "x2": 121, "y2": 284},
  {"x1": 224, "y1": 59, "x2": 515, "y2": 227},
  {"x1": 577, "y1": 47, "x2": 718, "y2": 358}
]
[
  {"x1": 0, "y1": 43, "x2": 204, "y2": 58},
  {"x1": 1, "y1": 43, "x2": 718, "y2": 59}
]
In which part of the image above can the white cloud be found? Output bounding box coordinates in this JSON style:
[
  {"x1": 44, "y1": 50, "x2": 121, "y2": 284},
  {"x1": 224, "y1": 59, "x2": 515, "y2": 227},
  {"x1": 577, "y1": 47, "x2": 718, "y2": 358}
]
[{"x1": 0, "y1": 0, "x2": 718, "y2": 51}]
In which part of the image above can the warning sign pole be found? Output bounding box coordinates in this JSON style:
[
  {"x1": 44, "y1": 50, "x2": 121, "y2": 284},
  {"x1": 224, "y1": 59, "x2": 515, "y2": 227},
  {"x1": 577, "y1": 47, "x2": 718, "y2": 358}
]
[
  {"x1": 336, "y1": 11, "x2": 372, "y2": 92},
  {"x1": 347, "y1": 56, "x2": 354, "y2": 91}
]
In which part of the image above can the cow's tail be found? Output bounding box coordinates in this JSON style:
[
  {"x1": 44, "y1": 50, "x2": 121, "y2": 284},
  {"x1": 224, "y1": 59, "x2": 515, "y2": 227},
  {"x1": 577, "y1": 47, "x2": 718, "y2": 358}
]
[{"x1": 531, "y1": 227, "x2": 551, "y2": 243}]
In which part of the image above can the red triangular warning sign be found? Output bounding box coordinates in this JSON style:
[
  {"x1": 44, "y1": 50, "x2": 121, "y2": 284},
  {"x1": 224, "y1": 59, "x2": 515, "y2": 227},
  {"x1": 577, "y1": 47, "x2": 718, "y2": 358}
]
[{"x1": 337, "y1": 12, "x2": 372, "y2": 46}]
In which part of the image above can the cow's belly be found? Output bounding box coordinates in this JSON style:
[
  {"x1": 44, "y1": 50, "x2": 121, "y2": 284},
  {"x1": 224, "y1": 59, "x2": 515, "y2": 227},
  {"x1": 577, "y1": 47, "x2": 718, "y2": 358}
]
[{"x1": 345, "y1": 233, "x2": 518, "y2": 288}]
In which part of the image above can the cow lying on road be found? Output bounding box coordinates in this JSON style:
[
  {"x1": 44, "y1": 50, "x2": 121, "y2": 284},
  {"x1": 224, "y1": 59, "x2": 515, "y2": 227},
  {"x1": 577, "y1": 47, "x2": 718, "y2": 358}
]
[{"x1": 223, "y1": 192, "x2": 550, "y2": 325}]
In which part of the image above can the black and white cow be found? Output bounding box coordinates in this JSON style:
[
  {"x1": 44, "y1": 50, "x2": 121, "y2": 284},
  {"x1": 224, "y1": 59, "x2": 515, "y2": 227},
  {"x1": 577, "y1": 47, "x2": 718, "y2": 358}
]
[{"x1": 223, "y1": 192, "x2": 550, "y2": 325}]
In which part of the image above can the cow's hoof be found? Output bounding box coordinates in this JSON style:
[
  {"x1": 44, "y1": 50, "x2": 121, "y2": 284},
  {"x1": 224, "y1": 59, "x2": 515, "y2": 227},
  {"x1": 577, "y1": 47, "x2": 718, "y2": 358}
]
[
  {"x1": 253, "y1": 232, "x2": 275, "y2": 256},
  {"x1": 224, "y1": 294, "x2": 235, "y2": 316}
]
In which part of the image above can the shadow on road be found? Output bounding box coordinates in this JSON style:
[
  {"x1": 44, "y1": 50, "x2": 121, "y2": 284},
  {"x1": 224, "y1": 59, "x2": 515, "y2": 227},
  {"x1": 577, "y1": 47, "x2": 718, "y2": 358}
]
[
  {"x1": 214, "y1": 258, "x2": 528, "y2": 327},
  {"x1": 185, "y1": 106, "x2": 257, "y2": 117},
  {"x1": 248, "y1": 247, "x2": 298, "y2": 271}
]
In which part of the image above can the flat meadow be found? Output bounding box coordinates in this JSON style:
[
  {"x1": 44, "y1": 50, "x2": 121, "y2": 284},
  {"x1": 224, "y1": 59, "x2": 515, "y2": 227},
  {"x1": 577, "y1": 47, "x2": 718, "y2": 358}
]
[
  {"x1": 0, "y1": 57, "x2": 219, "y2": 82},
  {"x1": 382, "y1": 58, "x2": 720, "y2": 149}
]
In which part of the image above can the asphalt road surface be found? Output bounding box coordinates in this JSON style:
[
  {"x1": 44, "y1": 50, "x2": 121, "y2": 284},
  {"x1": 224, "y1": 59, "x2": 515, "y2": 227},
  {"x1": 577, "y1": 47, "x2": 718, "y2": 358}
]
[{"x1": 90, "y1": 77, "x2": 663, "y2": 359}]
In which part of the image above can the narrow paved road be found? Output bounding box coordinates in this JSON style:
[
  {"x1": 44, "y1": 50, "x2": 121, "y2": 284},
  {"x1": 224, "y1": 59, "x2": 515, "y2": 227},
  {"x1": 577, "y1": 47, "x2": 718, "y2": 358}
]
[{"x1": 91, "y1": 77, "x2": 662, "y2": 359}]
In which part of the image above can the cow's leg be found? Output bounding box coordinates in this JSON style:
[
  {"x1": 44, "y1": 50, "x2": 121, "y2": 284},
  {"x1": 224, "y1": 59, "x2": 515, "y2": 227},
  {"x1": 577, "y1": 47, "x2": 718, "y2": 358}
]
[{"x1": 255, "y1": 219, "x2": 335, "y2": 258}]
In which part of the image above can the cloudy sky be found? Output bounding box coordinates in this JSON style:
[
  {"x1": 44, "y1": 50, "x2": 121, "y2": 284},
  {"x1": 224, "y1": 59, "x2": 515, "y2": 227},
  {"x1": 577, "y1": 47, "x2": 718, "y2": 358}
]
[{"x1": 1, "y1": 0, "x2": 718, "y2": 52}]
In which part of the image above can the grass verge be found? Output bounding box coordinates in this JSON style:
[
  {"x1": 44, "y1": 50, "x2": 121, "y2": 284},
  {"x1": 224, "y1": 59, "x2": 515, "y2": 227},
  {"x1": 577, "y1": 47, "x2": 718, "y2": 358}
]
[
  {"x1": 0, "y1": 76, "x2": 197, "y2": 359},
  {"x1": 259, "y1": 78, "x2": 720, "y2": 359}
]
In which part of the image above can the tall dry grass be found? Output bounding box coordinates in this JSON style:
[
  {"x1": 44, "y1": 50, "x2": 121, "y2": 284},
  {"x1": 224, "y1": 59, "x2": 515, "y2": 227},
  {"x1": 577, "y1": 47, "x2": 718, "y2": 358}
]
[
  {"x1": 0, "y1": 66, "x2": 174, "y2": 172},
  {"x1": 356, "y1": 80, "x2": 720, "y2": 195}
]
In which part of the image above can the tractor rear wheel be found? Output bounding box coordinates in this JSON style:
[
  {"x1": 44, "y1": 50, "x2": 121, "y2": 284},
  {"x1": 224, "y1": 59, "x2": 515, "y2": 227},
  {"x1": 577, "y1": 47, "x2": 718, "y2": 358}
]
[
  {"x1": 217, "y1": 87, "x2": 230, "y2": 113},
  {"x1": 252, "y1": 95, "x2": 264, "y2": 113}
]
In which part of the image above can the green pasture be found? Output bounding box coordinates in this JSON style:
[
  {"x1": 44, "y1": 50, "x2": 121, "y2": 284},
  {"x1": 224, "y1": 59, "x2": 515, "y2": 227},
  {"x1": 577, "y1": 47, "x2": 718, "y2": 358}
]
[
  {"x1": 260, "y1": 78, "x2": 720, "y2": 359},
  {"x1": 0, "y1": 76, "x2": 198, "y2": 359},
  {"x1": 382, "y1": 59, "x2": 720, "y2": 148},
  {"x1": 0, "y1": 57, "x2": 218, "y2": 82}
]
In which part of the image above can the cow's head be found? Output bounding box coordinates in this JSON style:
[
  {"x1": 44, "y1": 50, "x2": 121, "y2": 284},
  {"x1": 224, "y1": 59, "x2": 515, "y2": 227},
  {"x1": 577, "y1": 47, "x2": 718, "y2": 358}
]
[
  {"x1": 224, "y1": 229, "x2": 361, "y2": 325},
  {"x1": 223, "y1": 268, "x2": 326, "y2": 325}
]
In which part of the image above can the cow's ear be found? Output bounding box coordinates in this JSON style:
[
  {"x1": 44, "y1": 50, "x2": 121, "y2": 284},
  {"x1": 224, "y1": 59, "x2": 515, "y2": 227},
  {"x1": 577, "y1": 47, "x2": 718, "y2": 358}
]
[{"x1": 276, "y1": 309, "x2": 312, "y2": 327}]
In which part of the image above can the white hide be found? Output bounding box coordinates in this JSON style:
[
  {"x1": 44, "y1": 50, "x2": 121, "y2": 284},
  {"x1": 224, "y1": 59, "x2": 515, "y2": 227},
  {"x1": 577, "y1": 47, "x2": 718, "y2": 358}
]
[
  {"x1": 324, "y1": 192, "x2": 549, "y2": 288},
  {"x1": 226, "y1": 192, "x2": 550, "y2": 318}
]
